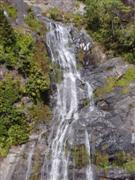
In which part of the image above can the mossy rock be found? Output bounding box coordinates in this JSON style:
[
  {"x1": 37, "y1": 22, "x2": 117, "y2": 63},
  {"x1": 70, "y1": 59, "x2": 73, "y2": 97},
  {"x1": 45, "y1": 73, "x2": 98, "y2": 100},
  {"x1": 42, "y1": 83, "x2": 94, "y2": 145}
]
[
  {"x1": 30, "y1": 148, "x2": 42, "y2": 180},
  {"x1": 71, "y1": 144, "x2": 90, "y2": 169},
  {"x1": 25, "y1": 8, "x2": 46, "y2": 34},
  {"x1": 50, "y1": 63, "x2": 63, "y2": 84},
  {"x1": 94, "y1": 151, "x2": 135, "y2": 173},
  {"x1": 94, "y1": 67, "x2": 135, "y2": 98},
  {"x1": 95, "y1": 151, "x2": 110, "y2": 169},
  {"x1": 94, "y1": 77, "x2": 116, "y2": 98},
  {"x1": 112, "y1": 151, "x2": 135, "y2": 173},
  {"x1": 116, "y1": 67, "x2": 135, "y2": 87}
]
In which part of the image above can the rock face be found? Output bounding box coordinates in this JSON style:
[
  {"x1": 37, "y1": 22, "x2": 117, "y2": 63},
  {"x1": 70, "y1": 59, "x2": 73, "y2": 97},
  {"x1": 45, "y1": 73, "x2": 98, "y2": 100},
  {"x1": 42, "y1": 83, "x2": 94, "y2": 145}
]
[
  {"x1": 82, "y1": 57, "x2": 135, "y2": 151},
  {"x1": 24, "y1": 0, "x2": 77, "y2": 13},
  {"x1": 69, "y1": 27, "x2": 135, "y2": 178},
  {"x1": 1, "y1": 22, "x2": 135, "y2": 180},
  {"x1": 52, "y1": 26, "x2": 135, "y2": 178},
  {"x1": 1, "y1": 1, "x2": 135, "y2": 179},
  {"x1": 79, "y1": 51, "x2": 135, "y2": 178}
]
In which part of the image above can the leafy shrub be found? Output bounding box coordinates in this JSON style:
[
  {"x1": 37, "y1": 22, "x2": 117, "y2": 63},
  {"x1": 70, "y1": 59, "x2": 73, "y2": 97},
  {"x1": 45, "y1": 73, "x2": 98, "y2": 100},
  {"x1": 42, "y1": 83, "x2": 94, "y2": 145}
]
[
  {"x1": 26, "y1": 67, "x2": 50, "y2": 101},
  {"x1": 85, "y1": 0, "x2": 135, "y2": 63},
  {"x1": 45, "y1": 8, "x2": 85, "y2": 28},
  {"x1": 95, "y1": 151, "x2": 109, "y2": 169},
  {"x1": 0, "y1": 9, "x2": 16, "y2": 49},
  {"x1": 32, "y1": 39, "x2": 50, "y2": 74},
  {"x1": 0, "y1": 10, "x2": 34, "y2": 68},
  {"x1": 0, "y1": 2, "x2": 17, "y2": 19},
  {"x1": 71, "y1": 144, "x2": 89, "y2": 168},
  {"x1": 0, "y1": 9, "x2": 51, "y2": 157},
  {"x1": 25, "y1": 8, "x2": 44, "y2": 33},
  {"x1": 0, "y1": 74, "x2": 29, "y2": 156},
  {"x1": 28, "y1": 103, "x2": 52, "y2": 123},
  {"x1": 8, "y1": 125, "x2": 28, "y2": 145},
  {"x1": 46, "y1": 7, "x2": 62, "y2": 20}
]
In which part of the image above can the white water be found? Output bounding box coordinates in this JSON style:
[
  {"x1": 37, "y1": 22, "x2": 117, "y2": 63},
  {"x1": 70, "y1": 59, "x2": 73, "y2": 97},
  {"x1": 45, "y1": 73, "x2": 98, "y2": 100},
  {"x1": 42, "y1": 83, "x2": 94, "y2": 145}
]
[
  {"x1": 25, "y1": 142, "x2": 36, "y2": 180},
  {"x1": 45, "y1": 23, "x2": 94, "y2": 180},
  {"x1": 85, "y1": 131, "x2": 93, "y2": 180}
]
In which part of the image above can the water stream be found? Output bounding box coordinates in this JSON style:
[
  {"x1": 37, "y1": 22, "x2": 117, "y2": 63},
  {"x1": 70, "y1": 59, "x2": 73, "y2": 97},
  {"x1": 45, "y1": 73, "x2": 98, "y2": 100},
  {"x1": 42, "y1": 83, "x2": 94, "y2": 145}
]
[
  {"x1": 44, "y1": 22, "x2": 94, "y2": 180},
  {"x1": 0, "y1": 13, "x2": 95, "y2": 180}
]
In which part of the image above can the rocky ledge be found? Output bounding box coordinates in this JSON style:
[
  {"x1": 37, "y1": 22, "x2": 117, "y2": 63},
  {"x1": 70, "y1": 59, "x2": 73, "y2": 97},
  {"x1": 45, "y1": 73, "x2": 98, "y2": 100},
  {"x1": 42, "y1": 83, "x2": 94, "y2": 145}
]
[{"x1": 79, "y1": 40, "x2": 135, "y2": 178}]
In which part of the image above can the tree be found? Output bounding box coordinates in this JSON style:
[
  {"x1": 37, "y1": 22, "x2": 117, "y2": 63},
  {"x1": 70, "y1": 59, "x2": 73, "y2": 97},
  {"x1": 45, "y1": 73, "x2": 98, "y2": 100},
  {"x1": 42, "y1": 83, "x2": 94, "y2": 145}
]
[
  {"x1": 0, "y1": 9, "x2": 16, "y2": 48},
  {"x1": 85, "y1": 0, "x2": 135, "y2": 62}
]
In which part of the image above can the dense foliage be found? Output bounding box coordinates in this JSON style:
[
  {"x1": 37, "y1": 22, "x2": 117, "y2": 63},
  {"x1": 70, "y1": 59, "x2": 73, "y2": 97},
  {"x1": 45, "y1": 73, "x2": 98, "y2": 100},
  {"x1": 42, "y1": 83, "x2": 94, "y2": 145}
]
[
  {"x1": 0, "y1": 74, "x2": 28, "y2": 156},
  {"x1": 1, "y1": 2, "x2": 17, "y2": 19},
  {"x1": 0, "y1": 9, "x2": 51, "y2": 156},
  {"x1": 45, "y1": 7, "x2": 85, "y2": 28},
  {"x1": 25, "y1": 8, "x2": 45, "y2": 34},
  {"x1": 84, "y1": 0, "x2": 135, "y2": 63}
]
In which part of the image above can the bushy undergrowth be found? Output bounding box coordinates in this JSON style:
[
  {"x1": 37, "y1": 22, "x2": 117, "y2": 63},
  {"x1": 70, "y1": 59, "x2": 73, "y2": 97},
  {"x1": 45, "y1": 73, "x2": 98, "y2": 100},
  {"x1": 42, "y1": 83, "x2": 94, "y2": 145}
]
[
  {"x1": 0, "y1": 74, "x2": 28, "y2": 156},
  {"x1": 84, "y1": 0, "x2": 135, "y2": 63},
  {"x1": 0, "y1": 1, "x2": 17, "y2": 19},
  {"x1": 44, "y1": 7, "x2": 86, "y2": 28},
  {"x1": 0, "y1": 9, "x2": 51, "y2": 156},
  {"x1": 25, "y1": 8, "x2": 46, "y2": 34},
  {"x1": 95, "y1": 67, "x2": 135, "y2": 97}
]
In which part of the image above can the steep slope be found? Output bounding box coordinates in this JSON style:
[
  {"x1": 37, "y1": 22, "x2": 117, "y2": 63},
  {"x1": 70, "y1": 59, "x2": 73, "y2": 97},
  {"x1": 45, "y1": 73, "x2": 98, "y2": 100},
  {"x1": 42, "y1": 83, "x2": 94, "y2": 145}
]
[{"x1": 0, "y1": 0, "x2": 135, "y2": 180}]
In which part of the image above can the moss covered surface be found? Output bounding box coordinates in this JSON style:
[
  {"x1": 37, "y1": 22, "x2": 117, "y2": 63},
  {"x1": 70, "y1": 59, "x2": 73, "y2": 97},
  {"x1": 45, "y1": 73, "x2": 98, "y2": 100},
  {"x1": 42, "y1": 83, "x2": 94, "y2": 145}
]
[
  {"x1": 95, "y1": 67, "x2": 135, "y2": 97},
  {"x1": 30, "y1": 148, "x2": 42, "y2": 180},
  {"x1": 43, "y1": 7, "x2": 86, "y2": 29},
  {"x1": 95, "y1": 151, "x2": 135, "y2": 173},
  {"x1": 71, "y1": 144, "x2": 89, "y2": 168},
  {"x1": 25, "y1": 8, "x2": 46, "y2": 34}
]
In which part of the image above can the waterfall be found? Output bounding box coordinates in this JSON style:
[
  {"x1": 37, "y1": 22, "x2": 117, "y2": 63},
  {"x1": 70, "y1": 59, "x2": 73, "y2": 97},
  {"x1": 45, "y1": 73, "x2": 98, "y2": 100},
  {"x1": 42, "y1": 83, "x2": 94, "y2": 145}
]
[
  {"x1": 44, "y1": 22, "x2": 94, "y2": 180},
  {"x1": 25, "y1": 142, "x2": 36, "y2": 180},
  {"x1": 85, "y1": 131, "x2": 93, "y2": 180}
]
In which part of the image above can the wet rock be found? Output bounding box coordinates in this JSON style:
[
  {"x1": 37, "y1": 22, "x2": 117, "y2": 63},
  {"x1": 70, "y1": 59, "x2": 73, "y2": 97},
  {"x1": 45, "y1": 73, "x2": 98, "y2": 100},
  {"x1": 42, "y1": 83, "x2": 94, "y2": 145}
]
[
  {"x1": 96, "y1": 100, "x2": 110, "y2": 111},
  {"x1": 70, "y1": 27, "x2": 93, "y2": 52}
]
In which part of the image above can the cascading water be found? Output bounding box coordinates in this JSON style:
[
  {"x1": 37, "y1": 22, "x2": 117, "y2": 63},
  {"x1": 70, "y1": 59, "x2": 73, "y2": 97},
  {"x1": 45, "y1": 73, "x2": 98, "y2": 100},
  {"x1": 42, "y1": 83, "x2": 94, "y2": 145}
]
[
  {"x1": 25, "y1": 143, "x2": 36, "y2": 180},
  {"x1": 43, "y1": 22, "x2": 94, "y2": 180},
  {"x1": 0, "y1": 19, "x2": 95, "y2": 180}
]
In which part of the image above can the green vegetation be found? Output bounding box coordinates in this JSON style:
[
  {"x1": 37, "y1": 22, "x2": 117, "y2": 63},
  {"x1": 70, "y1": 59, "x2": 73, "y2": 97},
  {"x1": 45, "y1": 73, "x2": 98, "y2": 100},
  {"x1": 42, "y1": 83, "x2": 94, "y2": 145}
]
[
  {"x1": 71, "y1": 144, "x2": 89, "y2": 168},
  {"x1": 95, "y1": 151, "x2": 109, "y2": 169},
  {"x1": 95, "y1": 151, "x2": 135, "y2": 173},
  {"x1": 0, "y1": 9, "x2": 16, "y2": 50},
  {"x1": 26, "y1": 68, "x2": 50, "y2": 100},
  {"x1": 30, "y1": 149, "x2": 42, "y2": 180},
  {"x1": 0, "y1": 2, "x2": 17, "y2": 19},
  {"x1": 25, "y1": 8, "x2": 45, "y2": 34},
  {"x1": 124, "y1": 160, "x2": 135, "y2": 172},
  {"x1": 94, "y1": 77, "x2": 116, "y2": 97},
  {"x1": 0, "y1": 10, "x2": 33, "y2": 68},
  {"x1": 46, "y1": 7, "x2": 61, "y2": 20},
  {"x1": 76, "y1": 49, "x2": 86, "y2": 65},
  {"x1": 84, "y1": 0, "x2": 135, "y2": 63},
  {"x1": 0, "y1": 73, "x2": 28, "y2": 156},
  {"x1": 50, "y1": 63, "x2": 63, "y2": 84},
  {"x1": 95, "y1": 67, "x2": 135, "y2": 97},
  {"x1": 44, "y1": 7, "x2": 85, "y2": 28},
  {"x1": 116, "y1": 67, "x2": 135, "y2": 86},
  {"x1": 0, "y1": 9, "x2": 51, "y2": 156},
  {"x1": 29, "y1": 104, "x2": 52, "y2": 123}
]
